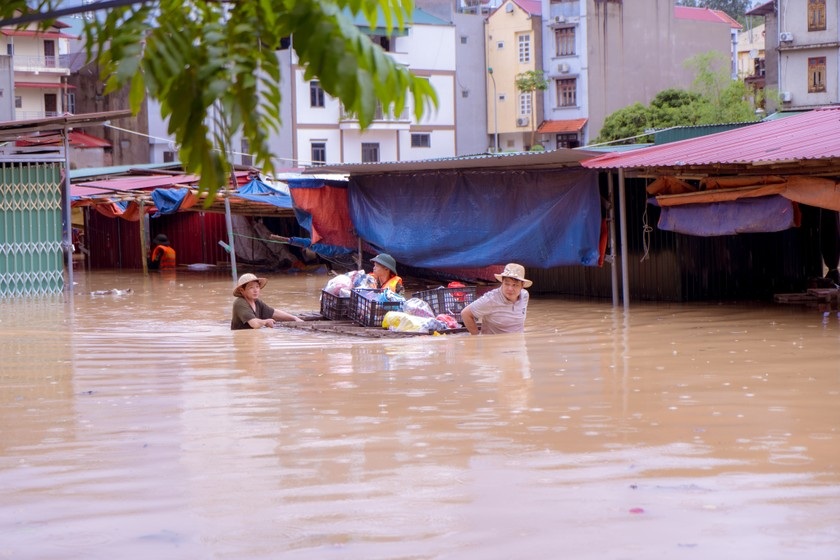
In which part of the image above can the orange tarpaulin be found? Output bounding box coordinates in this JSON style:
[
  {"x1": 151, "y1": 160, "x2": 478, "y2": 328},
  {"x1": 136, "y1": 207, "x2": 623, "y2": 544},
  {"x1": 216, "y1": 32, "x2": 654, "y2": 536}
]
[{"x1": 654, "y1": 175, "x2": 840, "y2": 212}]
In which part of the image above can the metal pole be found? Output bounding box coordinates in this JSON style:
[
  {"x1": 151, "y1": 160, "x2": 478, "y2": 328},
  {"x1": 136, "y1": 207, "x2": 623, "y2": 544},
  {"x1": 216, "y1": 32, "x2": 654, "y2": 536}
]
[
  {"x1": 139, "y1": 200, "x2": 148, "y2": 275},
  {"x1": 224, "y1": 194, "x2": 238, "y2": 282},
  {"x1": 618, "y1": 169, "x2": 630, "y2": 309},
  {"x1": 61, "y1": 129, "x2": 73, "y2": 291},
  {"x1": 608, "y1": 172, "x2": 619, "y2": 307},
  {"x1": 488, "y1": 67, "x2": 499, "y2": 153}
]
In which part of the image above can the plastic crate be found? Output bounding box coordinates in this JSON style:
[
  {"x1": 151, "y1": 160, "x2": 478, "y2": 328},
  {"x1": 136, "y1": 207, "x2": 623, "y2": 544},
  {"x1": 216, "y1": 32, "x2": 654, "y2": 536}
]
[
  {"x1": 412, "y1": 286, "x2": 476, "y2": 320},
  {"x1": 320, "y1": 290, "x2": 350, "y2": 320},
  {"x1": 349, "y1": 288, "x2": 403, "y2": 327}
]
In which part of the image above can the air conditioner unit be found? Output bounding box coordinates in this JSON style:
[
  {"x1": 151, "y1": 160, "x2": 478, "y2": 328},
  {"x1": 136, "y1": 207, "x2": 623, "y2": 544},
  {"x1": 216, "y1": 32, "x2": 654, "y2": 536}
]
[
  {"x1": 780, "y1": 91, "x2": 792, "y2": 103},
  {"x1": 779, "y1": 31, "x2": 794, "y2": 42},
  {"x1": 554, "y1": 15, "x2": 565, "y2": 23},
  {"x1": 516, "y1": 117, "x2": 529, "y2": 127},
  {"x1": 557, "y1": 63, "x2": 570, "y2": 74}
]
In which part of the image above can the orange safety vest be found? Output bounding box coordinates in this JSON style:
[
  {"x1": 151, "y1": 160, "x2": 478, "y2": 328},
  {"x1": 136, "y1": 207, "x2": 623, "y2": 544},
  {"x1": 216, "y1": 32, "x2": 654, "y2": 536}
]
[
  {"x1": 151, "y1": 245, "x2": 177, "y2": 270},
  {"x1": 381, "y1": 275, "x2": 404, "y2": 294}
]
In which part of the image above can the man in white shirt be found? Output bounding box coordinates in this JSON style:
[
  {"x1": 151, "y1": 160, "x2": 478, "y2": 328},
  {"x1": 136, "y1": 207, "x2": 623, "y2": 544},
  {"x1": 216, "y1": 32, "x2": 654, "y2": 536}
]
[{"x1": 461, "y1": 263, "x2": 531, "y2": 335}]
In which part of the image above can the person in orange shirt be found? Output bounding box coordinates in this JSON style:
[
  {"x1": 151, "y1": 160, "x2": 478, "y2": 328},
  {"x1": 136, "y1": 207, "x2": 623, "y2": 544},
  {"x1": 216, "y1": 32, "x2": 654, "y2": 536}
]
[{"x1": 148, "y1": 233, "x2": 176, "y2": 271}]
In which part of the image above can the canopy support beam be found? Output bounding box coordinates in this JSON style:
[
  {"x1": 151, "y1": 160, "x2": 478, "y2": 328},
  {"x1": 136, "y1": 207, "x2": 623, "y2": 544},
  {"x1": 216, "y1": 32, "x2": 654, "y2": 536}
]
[{"x1": 618, "y1": 169, "x2": 630, "y2": 309}]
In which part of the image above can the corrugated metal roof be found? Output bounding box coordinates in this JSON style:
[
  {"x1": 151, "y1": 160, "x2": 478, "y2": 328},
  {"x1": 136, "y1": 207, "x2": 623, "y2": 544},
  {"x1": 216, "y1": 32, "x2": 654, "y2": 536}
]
[
  {"x1": 674, "y1": 6, "x2": 742, "y2": 29},
  {"x1": 538, "y1": 118, "x2": 587, "y2": 134},
  {"x1": 583, "y1": 107, "x2": 840, "y2": 174},
  {"x1": 0, "y1": 110, "x2": 133, "y2": 141},
  {"x1": 305, "y1": 148, "x2": 600, "y2": 176},
  {"x1": 76, "y1": 174, "x2": 201, "y2": 192}
]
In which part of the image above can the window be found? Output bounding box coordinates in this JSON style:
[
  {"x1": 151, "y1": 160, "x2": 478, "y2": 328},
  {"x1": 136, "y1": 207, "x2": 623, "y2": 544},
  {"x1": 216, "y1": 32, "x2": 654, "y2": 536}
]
[
  {"x1": 556, "y1": 133, "x2": 579, "y2": 149},
  {"x1": 808, "y1": 57, "x2": 826, "y2": 93},
  {"x1": 556, "y1": 78, "x2": 577, "y2": 107},
  {"x1": 6, "y1": 43, "x2": 12, "y2": 55},
  {"x1": 361, "y1": 142, "x2": 379, "y2": 163},
  {"x1": 518, "y1": 34, "x2": 531, "y2": 63},
  {"x1": 411, "y1": 133, "x2": 431, "y2": 148},
  {"x1": 808, "y1": 0, "x2": 826, "y2": 31},
  {"x1": 311, "y1": 142, "x2": 326, "y2": 165},
  {"x1": 67, "y1": 92, "x2": 76, "y2": 114},
  {"x1": 310, "y1": 81, "x2": 325, "y2": 108},
  {"x1": 460, "y1": 36, "x2": 468, "y2": 45},
  {"x1": 498, "y1": 94, "x2": 506, "y2": 102},
  {"x1": 163, "y1": 151, "x2": 176, "y2": 163},
  {"x1": 241, "y1": 138, "x2": 252, "y2": 166},
  {"x1": 14, "y1": 96, "x2": 21, "y2": 108},
  {"x1": 518, "y1": 92, "x2": 531, "y2": 116},
  {"x1": 496, "y1": 41, "x2": 504, "y2": 49},
  {"x1": 555, "y1": 27, "x2": 575, "y2": 56},
  {"x1": 462, "y1": 89, "x2": 470, "y2": 98}
]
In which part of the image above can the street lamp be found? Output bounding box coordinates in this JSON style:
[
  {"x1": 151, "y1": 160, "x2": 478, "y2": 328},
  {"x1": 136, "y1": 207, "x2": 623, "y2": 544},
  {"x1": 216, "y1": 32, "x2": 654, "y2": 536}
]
[{"x1": 487, "y1": 67, "x2": 499, "y2": 153}]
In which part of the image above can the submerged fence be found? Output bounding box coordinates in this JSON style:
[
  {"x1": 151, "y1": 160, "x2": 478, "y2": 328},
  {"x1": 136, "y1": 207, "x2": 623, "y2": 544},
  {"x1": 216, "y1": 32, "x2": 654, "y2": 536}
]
[{"x1": 0, "y1": 162, "x2": 64, "y2": 297}]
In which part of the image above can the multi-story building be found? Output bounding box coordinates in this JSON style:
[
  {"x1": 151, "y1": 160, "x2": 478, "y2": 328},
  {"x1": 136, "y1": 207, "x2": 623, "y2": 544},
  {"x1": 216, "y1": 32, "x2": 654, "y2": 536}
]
[
  {"x1": 747, "y1": 0, "x2": 838, "y2": 113},
  {"x1": 535, "y1": 1, "x2": 740, "y2": 149},
  {"x1": 737, "y1": 21, "x2": 766, "y2": 105},
  {"x1": 485, "y1": 0, "x2": 543, "y2": 152},
  {"x1": 272, "y1": 8, "x2": 458, "y2": 167},
  {"x1": 0, "y1": 19, "x2": 75, "y2": 121}
]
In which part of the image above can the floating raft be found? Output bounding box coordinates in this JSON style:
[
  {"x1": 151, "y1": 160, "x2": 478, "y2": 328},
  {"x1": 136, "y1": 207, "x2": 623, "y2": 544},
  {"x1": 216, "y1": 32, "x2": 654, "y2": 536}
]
[
  {"x1": 774, "y1": 288, "x2": 839, "y2": 311},
  {"x1": 278, "y1": 313, "x2": 468, "y2": 338}
]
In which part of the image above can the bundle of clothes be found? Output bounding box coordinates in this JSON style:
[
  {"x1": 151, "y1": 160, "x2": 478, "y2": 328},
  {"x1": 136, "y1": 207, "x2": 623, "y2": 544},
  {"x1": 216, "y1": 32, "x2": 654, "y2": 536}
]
[{"x1": 323, "y1": 271, "x2": 461, "y2": 333}]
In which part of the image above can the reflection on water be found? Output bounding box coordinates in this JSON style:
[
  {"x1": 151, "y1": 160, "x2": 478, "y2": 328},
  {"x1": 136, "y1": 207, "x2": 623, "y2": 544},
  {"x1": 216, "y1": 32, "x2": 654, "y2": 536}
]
[{"x1": 1, "y1": 269, "x2": 838, "y2": 559}]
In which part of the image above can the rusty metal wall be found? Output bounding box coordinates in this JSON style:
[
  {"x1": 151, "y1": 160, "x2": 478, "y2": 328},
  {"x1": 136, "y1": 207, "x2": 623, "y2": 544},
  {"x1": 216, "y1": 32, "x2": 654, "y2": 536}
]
[
  {"x1": 85, "y1": 210, "x2": 231, "y2": 269},
  {"x1": 528, "y1": 177, "x2": 824, "y2": 302}
]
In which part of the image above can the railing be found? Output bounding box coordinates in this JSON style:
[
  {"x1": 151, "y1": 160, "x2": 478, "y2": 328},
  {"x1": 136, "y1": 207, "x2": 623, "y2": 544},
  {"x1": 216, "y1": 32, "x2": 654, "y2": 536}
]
[
  {"x1": 339, "y1": 104, "x2": 409, "y2": 122},
  {"x1": 15, "y1": 110, "x2": 62, "y2": 120},
  {"x1": 12, "y1": 55, "x2": 69, "y2": 72}
]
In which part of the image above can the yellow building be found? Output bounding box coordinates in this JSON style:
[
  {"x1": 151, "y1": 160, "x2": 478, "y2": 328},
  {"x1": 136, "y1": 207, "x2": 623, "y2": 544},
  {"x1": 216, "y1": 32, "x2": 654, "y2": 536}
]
[{"x1": 485, "y1": 0, "x2": 543, "y2": 152}]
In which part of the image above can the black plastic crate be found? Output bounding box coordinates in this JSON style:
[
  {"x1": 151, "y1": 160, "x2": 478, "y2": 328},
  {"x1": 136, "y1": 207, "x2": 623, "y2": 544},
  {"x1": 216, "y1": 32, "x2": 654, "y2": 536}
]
[
  {"x1": 412, "y1": 286, "x2": 476, "y2": 320},
  {"x1": 349, "y1": 288, "x2": 403, "y2": 327},
  {"x1": 320, "y1": 290, "x2": 350, "y2": 320}
]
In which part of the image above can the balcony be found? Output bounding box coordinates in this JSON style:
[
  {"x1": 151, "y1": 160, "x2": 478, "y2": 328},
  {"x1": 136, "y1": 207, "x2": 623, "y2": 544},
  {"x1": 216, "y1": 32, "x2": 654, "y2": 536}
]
[
  {"x1": 339, "y1": 104, "x2": 410, "y2": 130},
  {"x1": 12, "y1": 55, "x2": 70, "y2": 74}
]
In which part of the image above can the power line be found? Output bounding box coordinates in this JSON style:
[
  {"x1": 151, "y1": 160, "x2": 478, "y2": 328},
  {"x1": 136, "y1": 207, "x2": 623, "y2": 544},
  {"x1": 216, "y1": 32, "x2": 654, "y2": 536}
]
[{"x1": 0, "y1": 0, "x2": 148, "y2": 27}]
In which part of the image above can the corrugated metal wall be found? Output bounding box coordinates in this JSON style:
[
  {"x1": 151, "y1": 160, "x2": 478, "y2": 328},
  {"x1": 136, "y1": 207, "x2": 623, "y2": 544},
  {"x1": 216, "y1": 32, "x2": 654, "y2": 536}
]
[
  {"x1": 529, "y1": 176, "x2": 824, "y2": 302},
  {"x1": 85, "y1": 210, "x2": 231, "y2": 269}
]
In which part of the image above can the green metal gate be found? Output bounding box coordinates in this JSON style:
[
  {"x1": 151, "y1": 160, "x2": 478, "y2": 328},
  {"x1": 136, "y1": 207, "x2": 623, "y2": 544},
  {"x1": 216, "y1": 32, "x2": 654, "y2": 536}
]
[{"x1": 0, "y1": 162, "x2": 65, "y2": 297}]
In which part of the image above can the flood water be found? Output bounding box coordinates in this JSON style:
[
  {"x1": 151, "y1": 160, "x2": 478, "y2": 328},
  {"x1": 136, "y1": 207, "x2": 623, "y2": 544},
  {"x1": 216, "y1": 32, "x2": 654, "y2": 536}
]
[{"x1": 1, "y1": 268, "x2": 838, "y2": 560}]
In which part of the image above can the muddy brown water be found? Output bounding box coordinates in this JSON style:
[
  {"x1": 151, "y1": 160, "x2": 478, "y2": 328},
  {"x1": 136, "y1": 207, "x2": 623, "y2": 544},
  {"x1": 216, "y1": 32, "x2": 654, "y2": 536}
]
[{"x1": 1, "y1": 269, "x2": 838, "y2": 559}]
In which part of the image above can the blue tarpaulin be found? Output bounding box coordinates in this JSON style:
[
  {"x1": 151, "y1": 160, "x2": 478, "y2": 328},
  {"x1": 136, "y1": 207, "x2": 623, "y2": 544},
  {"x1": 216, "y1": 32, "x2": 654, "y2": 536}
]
[
  {"x1": 151, "y1": 187, "x2": 190, "y2": 216},
  {"x1": 348, "y1": 168, "x2": 602, "y2": 268},
  {"x1": 236, "y1": 178, "x2": 293, "y2": 208},
  {"x1": 655, "y1": 195, "x2": 797, "y2": 236}
]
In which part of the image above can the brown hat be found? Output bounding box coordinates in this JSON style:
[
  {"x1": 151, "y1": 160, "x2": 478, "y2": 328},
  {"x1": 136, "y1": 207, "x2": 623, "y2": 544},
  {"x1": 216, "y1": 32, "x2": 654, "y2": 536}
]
[
  {"x1": 494, "y1": 263, "x2": 533, "y2": 288},
  {"x1": 233, "y1": 273, "x2": 267, "y2": 297}
]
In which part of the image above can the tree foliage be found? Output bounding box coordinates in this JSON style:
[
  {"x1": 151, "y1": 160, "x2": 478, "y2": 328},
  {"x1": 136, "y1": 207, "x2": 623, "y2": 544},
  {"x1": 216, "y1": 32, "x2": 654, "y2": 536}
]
[
  {"x1": 594, "y1": 51, "x2": 761, "y2": 145},
  {"x1": 515, "y1": 70, "x2": 548, "y2": 149},
  {"x1": 2, "y1": 0, "x2": 438, "y2": 199}
]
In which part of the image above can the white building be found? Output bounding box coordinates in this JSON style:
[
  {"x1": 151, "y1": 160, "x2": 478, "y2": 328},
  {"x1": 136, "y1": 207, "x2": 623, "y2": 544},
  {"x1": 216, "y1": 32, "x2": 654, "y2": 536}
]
[
  {"x1": 276, "y1": 8, "x2": 458, "y2": 167},
  {"x1": 0, "y1": 20, "x2": 75, "y2": 121}
]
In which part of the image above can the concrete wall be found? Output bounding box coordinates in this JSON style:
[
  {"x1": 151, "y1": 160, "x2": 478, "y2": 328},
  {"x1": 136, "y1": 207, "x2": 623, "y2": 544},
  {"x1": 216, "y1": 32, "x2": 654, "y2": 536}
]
[
  {"x1": 452, "y1": 12, "x2": 491, "y2": 155},
  {"x1": 584, "y1": 1, "x2": 732, "y2": 142}
]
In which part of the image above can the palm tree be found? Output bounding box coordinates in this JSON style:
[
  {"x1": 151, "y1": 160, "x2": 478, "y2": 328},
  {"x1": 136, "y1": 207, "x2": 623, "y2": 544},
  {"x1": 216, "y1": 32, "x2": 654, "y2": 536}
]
[{"x1": 515, "y1": 70, "x2": 549, "y2": 149}]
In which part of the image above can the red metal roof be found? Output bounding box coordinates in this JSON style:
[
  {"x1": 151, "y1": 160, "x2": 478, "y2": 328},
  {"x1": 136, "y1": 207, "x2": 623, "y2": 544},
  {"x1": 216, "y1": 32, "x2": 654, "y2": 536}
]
[
  {"x1": 76, "y1": 174, "x2": 202, "y2": 192},
  {"x1": 16, "y1": 131, "x2": 111, "y2": 149},
  {"x1": 674, "y1": 6, "x2": 743, "y2": 29},
  {"x1": 582, "y1": 107, "x2": 840, "y2": 170},
  {"x1": 538, "y1": 118, "x2": 587, "y2": 134},
  {"x1": 15, "y1": 81, "x2": 75, "y2": 89},
  {"x1": 0, "y1": 29, "x2": 78, "y2": 39}
]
